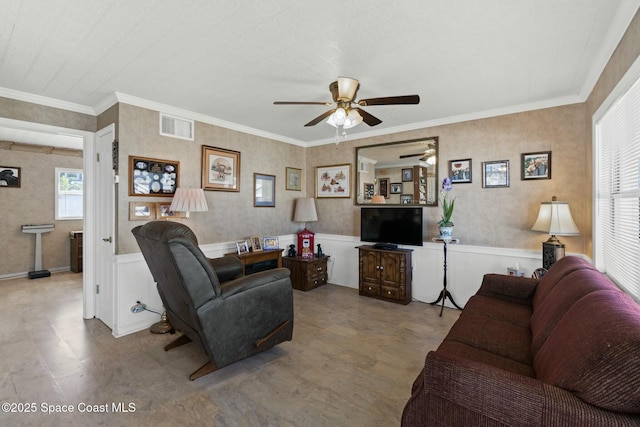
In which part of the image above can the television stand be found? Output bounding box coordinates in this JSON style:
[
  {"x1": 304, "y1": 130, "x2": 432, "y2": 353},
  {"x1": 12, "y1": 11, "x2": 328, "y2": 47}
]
[{"x1": 372, "y1": 242, "x2": 398, "y2": 250}]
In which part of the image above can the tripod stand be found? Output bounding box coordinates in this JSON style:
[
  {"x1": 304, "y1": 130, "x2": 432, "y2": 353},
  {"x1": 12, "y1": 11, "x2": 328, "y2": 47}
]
[{"x1": 431, "y1": 238, "x2": 463, "y2": 316}]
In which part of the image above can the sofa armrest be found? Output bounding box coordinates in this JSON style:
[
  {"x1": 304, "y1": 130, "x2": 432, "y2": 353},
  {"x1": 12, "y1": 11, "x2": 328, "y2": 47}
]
[
  {"x1": 209, "y1": 256, "x2": 243, "y2": 282},
  {"x1": 476, "y1": 273, "x2": 537, "y2": 305},
  {"x1": 220, "y1": 267, "x2": 291, "y2": 298}
]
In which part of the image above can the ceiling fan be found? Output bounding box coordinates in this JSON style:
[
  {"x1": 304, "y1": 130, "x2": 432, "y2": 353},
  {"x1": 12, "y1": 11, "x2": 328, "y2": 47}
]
[{"x1": 273, "y1": 77, "x2": 420, "y2": 129}]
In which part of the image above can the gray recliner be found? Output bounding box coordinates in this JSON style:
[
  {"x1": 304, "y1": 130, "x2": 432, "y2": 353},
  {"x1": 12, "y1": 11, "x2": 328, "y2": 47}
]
[{"x1": 132, "y1": 221, "x2": 293, "y2": 380}]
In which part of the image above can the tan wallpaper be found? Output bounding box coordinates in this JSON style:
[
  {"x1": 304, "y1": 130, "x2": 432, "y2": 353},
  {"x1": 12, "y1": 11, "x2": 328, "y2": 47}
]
[
  {"x1": 0, "y1": 96, "x2": 96, "y2": 132},
  {"x1": 0, "y1": 146, "x2": 83, "y2": 275},
  {"x1": 306, "y1": 104, "x2": 588, "y2": 255}
]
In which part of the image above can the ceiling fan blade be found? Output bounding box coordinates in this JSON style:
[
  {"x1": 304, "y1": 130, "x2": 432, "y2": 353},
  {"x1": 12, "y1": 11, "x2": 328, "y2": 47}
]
[
  {"x1": 357, "y1": 95, "x2": 420, "y2": 106},
  {"x1": 304, "y1": 109, "x2": 336, "y2": 126},
  {"x1": 399, "y1": 152, "x2": 426, "y2": 159},
  {"x1": 274, "y1": 101, "x2": 333, "y2": 106},
  {"x1": 354, "y1": 108, "x2": 382, "y2": 126}
]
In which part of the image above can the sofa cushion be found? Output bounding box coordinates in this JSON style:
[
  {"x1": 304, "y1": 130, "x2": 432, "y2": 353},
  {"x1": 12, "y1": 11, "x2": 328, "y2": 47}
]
[
  {"x1": 534, "y1": 290, "x2": 640, "y2": 413},
  {"x1": 464, "y1": 294, "x2": 532, "y2": 328},
  {"x1": 532, "y1": 256, "x2": 596, "y2": 309},
  {"x1": 438, "y1": 340, "x2": 536, "y2": 378},
  {"x1": 530, "y1": 269, "x2": 622, "y2": 356},
  {"x1": 445, "y1": 311, "x2": 532, "y2": 366}
]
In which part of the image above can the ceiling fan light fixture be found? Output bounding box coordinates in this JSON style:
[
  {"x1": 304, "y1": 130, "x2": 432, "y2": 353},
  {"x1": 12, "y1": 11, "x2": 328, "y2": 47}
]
[
  {"x1": 344, "y1": 109, "x2": 362, "y2": 129},
  {"x1": 326, "y1": 107, "x2": 348, "y2": 127}
]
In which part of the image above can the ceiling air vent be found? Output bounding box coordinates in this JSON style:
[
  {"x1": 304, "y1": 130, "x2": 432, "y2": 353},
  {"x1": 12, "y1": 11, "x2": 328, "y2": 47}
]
[{"x1": 160, "y1": 113, "x2": 194, "y2": 141}]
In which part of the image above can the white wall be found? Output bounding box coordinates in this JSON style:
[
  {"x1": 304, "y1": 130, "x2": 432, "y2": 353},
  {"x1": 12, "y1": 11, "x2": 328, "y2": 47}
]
[{"x1": 113, "y1": 232, "x2": 587, "y2": 338}]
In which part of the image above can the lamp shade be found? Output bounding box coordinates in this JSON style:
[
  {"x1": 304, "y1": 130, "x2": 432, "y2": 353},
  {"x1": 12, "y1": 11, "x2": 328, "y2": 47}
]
[
  {"x1": 170, "y1": 188, "x2": 208, "y2": 218},
  {"x1": 531, "y1": 199, "x2": 580, "y2": 236},
  {"x1": 293, "y1": 198, "x2": 318, "y2": 223},
  {"x1": 371, "y1": 195, "x2": 386, "y2": 204}
]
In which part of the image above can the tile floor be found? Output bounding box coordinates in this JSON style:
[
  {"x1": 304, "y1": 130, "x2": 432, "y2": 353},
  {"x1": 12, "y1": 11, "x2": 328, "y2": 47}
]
[{"x1": 0, "y1": 272, "x2": 459, "y2": 426}]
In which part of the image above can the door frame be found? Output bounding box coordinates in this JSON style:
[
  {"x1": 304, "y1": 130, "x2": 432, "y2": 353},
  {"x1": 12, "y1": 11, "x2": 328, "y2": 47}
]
[{"x1": 0, "y1": 117, "x2": 97, "y2": 318}]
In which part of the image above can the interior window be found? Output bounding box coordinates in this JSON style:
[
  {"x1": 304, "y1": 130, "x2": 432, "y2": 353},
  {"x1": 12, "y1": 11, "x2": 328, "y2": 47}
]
[{"x1": 55, "y1": 167, "x2": 84, "y2": 220}]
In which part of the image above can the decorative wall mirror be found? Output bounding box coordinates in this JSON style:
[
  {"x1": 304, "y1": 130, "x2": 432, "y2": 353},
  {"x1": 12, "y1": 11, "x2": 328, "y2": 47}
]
[{"x1": 355, "y1": 137, "x2": 438, "y2": 206}]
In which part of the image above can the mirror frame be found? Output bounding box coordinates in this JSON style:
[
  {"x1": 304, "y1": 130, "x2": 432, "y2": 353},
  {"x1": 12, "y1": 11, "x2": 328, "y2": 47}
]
[{"x1": 355, "y1": 136, "x2": 439, "y2": 207}]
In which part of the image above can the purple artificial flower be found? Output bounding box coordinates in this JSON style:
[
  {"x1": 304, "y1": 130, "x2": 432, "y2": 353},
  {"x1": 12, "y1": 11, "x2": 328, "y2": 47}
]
[{"x1": 441, "y1": 177, "x2": 453, "y2": 192}]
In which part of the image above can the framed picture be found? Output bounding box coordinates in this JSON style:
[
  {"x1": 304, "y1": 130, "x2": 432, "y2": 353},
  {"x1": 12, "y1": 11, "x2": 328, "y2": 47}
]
[
  {"x1": 522, "y1": 151, "x2": 551, "y2": 180},
  {"x1": 400, "y1": 194, "x2": 413, "y2": 204},
  {"x1": 364, "y1": 182, "x2": 374, "y2": 200},
  {"x1": 236, "y1": 241, "x2": 249, "y2": 254},
  {"x1": 201, "y1": 145, "x2": 240, "y2": 192},
  {"x1": 0, "y1": 166, "x2": 21, "y2": 188},
  {"x1": 315, "y1": 164, "x2": 351, "y2": 198},
  {"x1": 390, "y1": 183, "x2": 402, "y2": 194},
  {"x1": 254, "y1": 173, "x2": 276, "y2": 207},
  {"x1": 286, "y1": 167, "x2": 302, "y2": 191},
  {"x1": 263, "y1": 236, "x2": 279, "y2": 250},
  {"x1": 402, "y1": 168, "x2": 413, "y2": 182},
  {"x1": 449, "y1": 159, "x2": 472, "y2": 183},
  {"x1": 156, "y1": 202, "x2": 177, "y2": 219},
  {"x1": 129, "y1": 202, "x2": 156, "y2": 220},
  {"x1": 378, "y1": 178, "x2": 389, "y2": 198},
  {"x1": 482, "y1": 160, "x2": 510, "y2": 188},
  {"x1": 129, "y1": 156, "x2": 179, "y2": 197},
  {"x1": 250, "y1": 236, "x2": 263, "y2": 252}
]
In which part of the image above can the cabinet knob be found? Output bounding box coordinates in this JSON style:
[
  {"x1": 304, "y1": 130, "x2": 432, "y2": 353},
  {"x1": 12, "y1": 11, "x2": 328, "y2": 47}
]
[
  {"x1": 387, "y1": 290, "x2": 392, "y2": 295},
  {"x1": 368, "y1": 286, "x2": 372, "y2": 291}
]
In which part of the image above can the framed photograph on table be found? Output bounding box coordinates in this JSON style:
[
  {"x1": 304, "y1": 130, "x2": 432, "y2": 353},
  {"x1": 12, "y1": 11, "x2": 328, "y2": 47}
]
[
  {"x1": 236, "y1": 241, "x2": 249, "y2": 254},
  {"x1": 254, "y1": 173, "x2": 275, "y2": 207},
  {"x1": 250, "y1": 236, "x2": 263, "y2": 252},
  {"x1": 482, "y1": 160, "x2": 510, "y2": 188},
  {"x1": 263, "y1": 237, "x2": 279, "y2": 250},
  {"x1": 449, "y1": 159, "x2": 472, "y2": 183},
  {"x1": 201, "y1": 145, "x2": 240, "y2": 192},
  {"x1": 129, "y1": 156, "x2": 179, "y2": 197},
  {"x1": 0, "y1": 166, "x2": 21, "y2": 188},
  {"x1": 521, "y1": 151, "x2": 551, "y2": 180},
  {"x1": 315, "y1": 164, "x2": 351, "y2": 198},
  {"x1": 286, "y1": 167, "x2": 302, "y2": 191}
]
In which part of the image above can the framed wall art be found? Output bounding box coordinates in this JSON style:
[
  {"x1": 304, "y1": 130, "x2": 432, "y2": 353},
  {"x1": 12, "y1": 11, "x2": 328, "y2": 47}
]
[
  {"x1": 449, "y1": 158, "x2": 472, "y2": 183},
  {"x1": 286, "y1": 167, "x2": 302, "y2": 191},
  {"x1": 0, "y1": 166, "x2": 21, "y2": 188},
  {"x1": 254, "y1": 173, "x2": 276, "y2": 207},
  {"x1": 202, "y1": 145, "x2": 240, "y2": 192},
  {"x1": 402, "y1": 168, "x2": 413, "y2": 182},
  {"x1": 390, "y1": 183, "x2": 402, "y2": 194},
  {"x1": 364, "y1": 182, "x2": 374, "y2": 200},
  {"x1": 156, "y1": 202, "x2": 176, "y2": 219},
  {"x1": 315, "y1": 164, "x2": 351, "y2": 198},
  {"x1": 129, "y1": 156, "x2": 179, "y2": 197},
  {"x1": 129, "y1": 202, "x2": 156, "y2": 220},
  {"x1": 522, "y1": 151, "x2": 551, "y2": 180},
  {"x1": 482, "y1": 160, "x2": 510, "y2": 188},
  {"x1": 400, "y1": 194, "x2": 413, "y2": 204},
  {"x1": 378, "y1": 177, "x2": 389, "y2": 198}
]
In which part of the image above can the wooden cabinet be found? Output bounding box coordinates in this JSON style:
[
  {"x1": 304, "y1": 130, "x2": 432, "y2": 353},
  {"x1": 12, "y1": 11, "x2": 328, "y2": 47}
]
[
  {"x1": 282, "y1": 255, "x2": 329, "y2": 291},
  {"x1": 70, "y1": 231, "x2": 83, "y2": 273},
  {"x1": 357, "y1": 245, "x2": 412, "y2": 304},
  {"x1": 224, "y1": 249, "x2": 283, "y2": 275}
]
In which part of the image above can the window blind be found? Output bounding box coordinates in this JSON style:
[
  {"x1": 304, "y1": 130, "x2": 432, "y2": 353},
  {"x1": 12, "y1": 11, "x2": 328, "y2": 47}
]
[{"x1": 595, "y1": 75, "x2": 640, "y2": 300}]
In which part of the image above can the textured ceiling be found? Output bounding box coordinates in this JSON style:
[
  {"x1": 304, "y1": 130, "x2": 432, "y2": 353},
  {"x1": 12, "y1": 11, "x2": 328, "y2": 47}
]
[{"x1": 0, "y1": 0, "x2": 638, "y2": 147}]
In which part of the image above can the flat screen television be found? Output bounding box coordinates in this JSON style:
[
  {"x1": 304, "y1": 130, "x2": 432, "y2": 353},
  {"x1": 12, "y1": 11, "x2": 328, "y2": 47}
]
[{"x1": 360, "y1": 207, "x2": 424, "y2": 248}]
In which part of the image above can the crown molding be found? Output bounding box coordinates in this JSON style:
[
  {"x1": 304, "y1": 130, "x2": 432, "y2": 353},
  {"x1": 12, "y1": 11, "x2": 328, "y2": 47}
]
[{"x1": 0, "y1": 87, "x2": 95, "y2": 115}]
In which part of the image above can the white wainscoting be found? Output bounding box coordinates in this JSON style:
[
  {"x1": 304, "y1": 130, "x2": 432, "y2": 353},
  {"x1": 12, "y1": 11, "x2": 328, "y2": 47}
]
[{"x1": 113, "y1": 233, "x2": 586, "y2": 337}]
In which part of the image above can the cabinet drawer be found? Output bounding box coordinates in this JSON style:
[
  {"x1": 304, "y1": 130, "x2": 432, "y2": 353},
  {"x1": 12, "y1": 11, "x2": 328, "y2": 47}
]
[
  {"x1": 360, "y1": 282, "x2": 380, "y2": 297},
  {"x1": 305, "y1": 274, "x2": 327, "y2": 290},
  {"x1": 380, "y1": 286, "x2": 401, "y2": 300}
]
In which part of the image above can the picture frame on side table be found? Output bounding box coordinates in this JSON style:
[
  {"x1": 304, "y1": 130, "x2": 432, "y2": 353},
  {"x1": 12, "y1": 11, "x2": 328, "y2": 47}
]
[
  {"x1": 250, "y1": 236, "x2": 263, "y2": 252},
  {"x1": 129, "y1": 202, "x2": 156, "y2": 220},
  {"x1": 129, "y1": 156, "x2": 179, "y2": 197},
  {"x1": 482, "y1": 160, "x2": 510, "y2": 188},
  {"x1": 263, "y1": 237, "x2": 279, "y2": 250},
  {"x1": 0, "y1": 166, "x2": 21, "y2": 188},
  {"x1": 236, "y1": 241, "x2": 249, "y2": 254},
  {"x1": 316, "y1": 164, "x2": 351, "y2": 198},
  {"x1": 201, "y1": 145, "x2": 240, "y2": 192},
  {"x1": 449, "y1": 158, "x2": 472, "y2": 183},
  {"x1": 522, "y1": 151, "x2": 551, "y2": 180},
  {"x1": 254, "y1": 173, "x2": 276, "y2": 207},
  {"x1": 285, "y1": 167, "x2": 302, "y2": 191}
]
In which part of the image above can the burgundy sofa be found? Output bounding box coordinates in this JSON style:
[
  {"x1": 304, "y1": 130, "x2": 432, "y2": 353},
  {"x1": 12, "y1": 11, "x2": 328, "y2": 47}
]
[{"x1": 402, "y1": 256, "x2": 640, "y2": 426}]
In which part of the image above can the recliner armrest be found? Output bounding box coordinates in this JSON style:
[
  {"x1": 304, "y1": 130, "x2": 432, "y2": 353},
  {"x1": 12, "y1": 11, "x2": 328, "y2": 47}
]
[
  {"x1": 220, "y1": 268, "x2": 291, "y2": 298},
  {"x1": 209, "y1": 256, "x2": 243, "y2": 282}
]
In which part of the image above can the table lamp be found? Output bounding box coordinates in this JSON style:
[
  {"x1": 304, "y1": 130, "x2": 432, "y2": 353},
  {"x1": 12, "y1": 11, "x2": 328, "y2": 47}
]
[
  {"x1": 531, "y1": 196, "x2": 580, "y2": 269},
  {"x1": 170, "y1": 188, "x2": 209, "y2": 219},
  {"x1": 293, "y1": 198, "x2": 318, "y2": 258}
]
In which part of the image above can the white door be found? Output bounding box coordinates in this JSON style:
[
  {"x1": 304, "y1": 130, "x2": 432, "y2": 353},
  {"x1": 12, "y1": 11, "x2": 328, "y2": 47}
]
[{"x1": 95, "y1": 124, "x2": 115, "y2": 329}]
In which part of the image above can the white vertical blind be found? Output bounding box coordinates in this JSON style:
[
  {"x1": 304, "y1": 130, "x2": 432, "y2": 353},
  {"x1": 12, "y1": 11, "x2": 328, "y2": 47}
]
[{"x1": 595, "y1": 74, "x2": 640, "y2": 300}]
